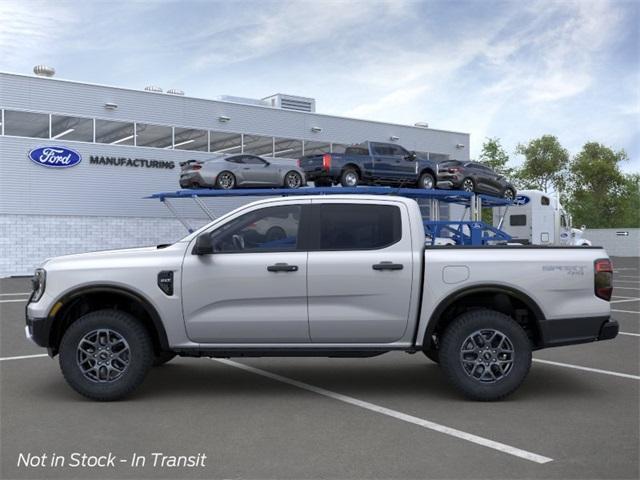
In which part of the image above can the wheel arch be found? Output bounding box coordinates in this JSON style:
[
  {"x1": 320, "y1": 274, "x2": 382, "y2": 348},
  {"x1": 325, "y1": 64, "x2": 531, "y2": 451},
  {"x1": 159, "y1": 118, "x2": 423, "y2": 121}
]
[
  {"x1": 48, "y1": 284, "x2": 170, "y2": 356},
  {"x1": 419, "y1": 167, "x2": 436, "y2": 178},
  {"x1": 342, "y1": 163, "x2": 362, "y2": 176},
  {"x1": 422, "y1": 284, "x2": 545, "y2": 350}
]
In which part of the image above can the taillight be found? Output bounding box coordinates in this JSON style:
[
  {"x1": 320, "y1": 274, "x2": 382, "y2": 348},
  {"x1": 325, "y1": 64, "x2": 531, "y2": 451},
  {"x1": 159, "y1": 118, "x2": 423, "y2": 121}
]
[
  {"x1": 322, "y1": 153, "x2": 332, "y2": 170},
  {"x1": 594, "y1": 258, "x2": 613, "y2": 301},
  {"x1": 448, "y1": 167, "x2": 460, "y2": 173},
  {"x1": 297, "y1": 159, "x2": 301, "y2": 167},
  {"x1": 191, "y1": 164, "x2": 202, "y2": 170}
]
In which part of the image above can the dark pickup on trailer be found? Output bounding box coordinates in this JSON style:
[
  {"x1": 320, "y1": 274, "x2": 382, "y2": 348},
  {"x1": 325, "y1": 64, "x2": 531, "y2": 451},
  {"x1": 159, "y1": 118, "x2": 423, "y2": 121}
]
[{"x1": 298, "y1": 141, "x2": 439, "y2": 189}]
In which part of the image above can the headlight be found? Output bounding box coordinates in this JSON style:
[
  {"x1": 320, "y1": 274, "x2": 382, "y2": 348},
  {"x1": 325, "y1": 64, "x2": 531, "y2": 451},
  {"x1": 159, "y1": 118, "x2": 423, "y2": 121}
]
[{"x1": 31, "y1": 268, "x2": 46, "y2": 302}]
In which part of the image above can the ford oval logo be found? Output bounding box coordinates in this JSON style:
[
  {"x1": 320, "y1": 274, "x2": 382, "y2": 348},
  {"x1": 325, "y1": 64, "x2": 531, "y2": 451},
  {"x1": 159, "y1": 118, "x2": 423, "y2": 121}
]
[
  {"x1": 513, "y1": 195, "x2": 530, "y2": 206},
  {"x1": 28, "y1": 146, "x2": 82, "y2": 168}
]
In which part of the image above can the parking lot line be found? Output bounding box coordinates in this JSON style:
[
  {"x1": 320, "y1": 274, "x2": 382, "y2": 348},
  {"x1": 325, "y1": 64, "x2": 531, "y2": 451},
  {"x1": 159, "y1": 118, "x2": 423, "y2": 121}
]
[
  {"x1": 617, "y1": 275, "x2": 640, "y2": 279},
  {"x1": 611, "y1": 298, "x2": 640, "y2": 304},
  {"x1": 0, "y1": 292, "x2": 31, "y2": 296},
  {"x1": 532, "y1": 359, "x2": 640, "y2": 380},
  {"x1": 213, "y1": 358, "x2": 553, "y2": 464},
  {"x1": 0, "y1": 299, "x2": 28, "y2": 304},
  {"x1": 619, "y1": 332, "x2": 640, "y2": 337},
  {"x1": 0, "y1": 353, "x2": 49, "y2": 362},
  {"x1": 614, "y1": 286, "x2": 640, "y2": 291},
  {"x1": 612, "y1": 309, "x2": 640, "y2": 314}
]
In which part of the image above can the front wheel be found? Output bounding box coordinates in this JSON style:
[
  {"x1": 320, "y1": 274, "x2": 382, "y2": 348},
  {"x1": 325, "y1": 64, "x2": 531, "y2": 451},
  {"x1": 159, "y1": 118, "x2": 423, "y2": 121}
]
[
  {"x1": 439, "y1": 310, "x2": 531, "y2": 401},
  {"x1": 418, "y1": 172, "x2": 435, "y2": 189},
  {"x1": 284, "y1": 171, "x2": 303, "y2": 189},
  {"x1": 59, "y1": 310, "x2": 154, "y2": 401}
]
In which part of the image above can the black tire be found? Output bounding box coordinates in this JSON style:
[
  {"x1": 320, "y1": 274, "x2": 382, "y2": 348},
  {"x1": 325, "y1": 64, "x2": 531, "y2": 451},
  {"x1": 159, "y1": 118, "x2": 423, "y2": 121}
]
[
  {"x1": 340, "y1": 168, "x2": 359, "y2": 187},
  {"x1": 422, "y1": 348, "x2": 439, "y2": 363},
  {"x1": 284, "y1": 171, "x2": 303, "y2": 189},
  {"x1": 152, "y1": 351, "x2": 176, "y2": 367},
  {"x1": 58, "y1": 309, "x2": 154, "y2": 401},
  {"x1": 418, "y1": 172, "x2": 435, "y2": 190},
  {"x1": 503, "y1": 187, "x2": 515, "y2": 201},
  {"x1": 439, "y1": 310, "x2": 531, "y2": 401},
  {"x1": 216, "y1": 171, "x2": 236, "y2": 189},
  {"x1": 461, "y1": 177, "x2": 475, "y2": 193}
]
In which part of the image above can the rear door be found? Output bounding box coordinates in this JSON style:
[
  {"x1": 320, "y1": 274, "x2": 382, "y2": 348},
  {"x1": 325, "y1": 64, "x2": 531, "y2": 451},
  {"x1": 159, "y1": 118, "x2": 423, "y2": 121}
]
[{"x1": 306, "y1": 201, "x2": 413, "y2": 343}]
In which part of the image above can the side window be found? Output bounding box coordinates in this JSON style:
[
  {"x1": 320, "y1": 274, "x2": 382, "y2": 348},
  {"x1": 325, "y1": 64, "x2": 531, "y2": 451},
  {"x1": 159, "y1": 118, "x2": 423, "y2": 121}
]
[
  {"x1": 243, "y1": 155, "x2": 267, "y2": 165},
  {"x1": 317, "y1": 204, "x2": 402, "y2": 250},
  {"x1": 390, "y1": 145, "x2": 410, "y2": 157},
  {"x1": 541, "y1": 196, "x2": 550, "y2": 206},
  {"x1": 510, "y1": 215, "x2": 527, "y2": 226},
  {"x1": 211, "y1": 205, "x2": 301, "y2": 253},
  {"x1": 371, "y1": 143, "x2": 392, "y2": 156},
  {"x1": 226, "y1": 156, "x2": 243, "y2": 164},
  {"x1": 560, "y1": 215, "x2": 567, "y2": 228}
]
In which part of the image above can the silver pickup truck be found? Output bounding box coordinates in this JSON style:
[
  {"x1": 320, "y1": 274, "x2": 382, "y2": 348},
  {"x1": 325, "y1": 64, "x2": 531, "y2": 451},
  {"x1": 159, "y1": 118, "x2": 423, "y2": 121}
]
[{"x1": 25, "y1": 195, "x2": 618, "y2": 401}]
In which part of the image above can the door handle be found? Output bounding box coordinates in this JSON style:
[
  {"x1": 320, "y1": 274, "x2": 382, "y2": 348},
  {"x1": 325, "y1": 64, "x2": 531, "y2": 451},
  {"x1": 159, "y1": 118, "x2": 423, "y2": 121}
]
[
  {"x1": 267, "y1": 263, "x2": 298, "y2": 272},
  {"x1": 372, "y1": 262, "x2": 403, "y2": 271}
]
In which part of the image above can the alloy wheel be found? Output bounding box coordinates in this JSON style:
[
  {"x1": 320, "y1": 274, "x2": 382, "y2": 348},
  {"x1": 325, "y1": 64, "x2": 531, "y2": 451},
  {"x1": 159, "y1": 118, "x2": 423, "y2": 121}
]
[
  {"x1": 462, "y1": 179, "x2": 474, "y2": 192},
  {"x1": 459, "y1": 329, "x2": 514, "y2": 383},
  {"x1": 218, "y1": 172, "x2": 235, "y2": 189},
  {"x1": 344, "y1": 172, "x2": 358, "y2": 186},
  {"x1": 286, "y1": 172, "x2": 302, "y2": 189},
  {"x1": 76, "y1": 329, "x2": 131, "y2": 383}
]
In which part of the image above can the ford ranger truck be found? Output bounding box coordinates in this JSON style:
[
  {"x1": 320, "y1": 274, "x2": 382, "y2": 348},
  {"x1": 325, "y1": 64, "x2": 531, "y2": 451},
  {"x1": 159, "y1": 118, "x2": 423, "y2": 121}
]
[
  {"x1": 298, "y1": 141, "x2": 439, "y2": 189},
  {"x1": 25, "y1": 195, "x2": 618, "y2": 401}
]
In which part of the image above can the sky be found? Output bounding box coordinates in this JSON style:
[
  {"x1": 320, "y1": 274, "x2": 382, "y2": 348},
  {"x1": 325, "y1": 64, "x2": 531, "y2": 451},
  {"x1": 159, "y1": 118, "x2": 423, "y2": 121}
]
[{"x1": 1, "y1": 0, "x2": 638, "y2": 172}]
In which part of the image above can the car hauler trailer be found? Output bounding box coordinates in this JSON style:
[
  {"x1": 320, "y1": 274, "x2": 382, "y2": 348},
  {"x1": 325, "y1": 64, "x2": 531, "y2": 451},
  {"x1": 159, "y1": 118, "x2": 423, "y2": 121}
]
[
  {"x1": 147, "y1": 186, "x2": 514, "y2": 246},
  {"x1": 492, "y1": 190, "x2": 591, "y2": 246}
]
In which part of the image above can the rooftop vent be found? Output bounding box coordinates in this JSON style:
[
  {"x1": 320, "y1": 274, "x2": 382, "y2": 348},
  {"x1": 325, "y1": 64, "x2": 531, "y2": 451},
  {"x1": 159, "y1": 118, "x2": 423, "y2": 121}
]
[
  {"x1": 217, "y1": 95, "x2": 270, "y2": 107},
  {"x1": 144, "y1": 85, "x2": 163, "y2": 93},
  {"x1": 414, "y1": 122, "x2": 429, "y2": 128},
  {"x1": 166, "y1": 89, "x2": 185, "y2": 96},
  {"x1": 262, "y1": 94, "x2": 316, "y2": 113},
  {"x1": 33, "y1": 65, "x2": 55, "y2": 77}
]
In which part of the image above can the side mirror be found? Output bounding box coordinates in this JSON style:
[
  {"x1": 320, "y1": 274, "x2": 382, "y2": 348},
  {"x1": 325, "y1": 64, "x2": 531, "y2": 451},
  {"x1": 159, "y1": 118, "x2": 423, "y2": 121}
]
[
  {"x1": 406, "y1": 151, "x2": 417, "y2": 161},
  {"x1": 581, "y1": 225, "x2": 586, "y2": 231},
  {"x1": 193, "y1": 234, "x2": 214, "y2": 255}
]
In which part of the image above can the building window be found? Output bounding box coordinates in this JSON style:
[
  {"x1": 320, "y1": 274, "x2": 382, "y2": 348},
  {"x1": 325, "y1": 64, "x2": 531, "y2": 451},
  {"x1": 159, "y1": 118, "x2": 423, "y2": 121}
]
[
  {"x1": 174, "y1": 127, "x2": 208, "y2": 151},
  {"x1": 429, "y1": 153, "x2": 450, "y2": 162},
  {"x1": 4, "y1": 110, "x2": 49, "y2": 138},
  {"x1": 136, "y1": 123, "x2": 173, "y2": 148},
  {"x1": 274, "y1": 138, "x2": 303, "y2": 159},
  {"x1": 95, "y1": 119, "x2": 135, "y2": 145},
  {"x1": 243, "y1": 134, "x2": 274, "y2": 156},
  {"x1": 510, "y1": 215, "x2": 527, "y2": 226},
  {"x1": 210, "y1": 131, "x2": 242, "y2": 154},
  {"x1": 51, "y1": 114, "x2": 93, "y2": 142},
  {"x1": 303, "y1": 140, "x2": 331, "y2": 156}
]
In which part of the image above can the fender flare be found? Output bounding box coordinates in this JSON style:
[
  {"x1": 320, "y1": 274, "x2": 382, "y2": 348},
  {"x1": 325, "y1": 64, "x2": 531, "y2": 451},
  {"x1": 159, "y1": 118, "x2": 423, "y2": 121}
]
[
  {"x1": 421, "y1": 284, "x2": 545, "y2": 348},
  {"x1": 51, "y1": 284, "x2": 170, "y2": 351}
]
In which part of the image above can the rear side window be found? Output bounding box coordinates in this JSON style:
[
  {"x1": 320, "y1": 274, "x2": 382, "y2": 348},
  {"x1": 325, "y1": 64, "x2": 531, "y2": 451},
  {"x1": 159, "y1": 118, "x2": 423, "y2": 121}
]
[
  {"x1": 510, "y1": 215, "x2": 527, "y2": 226},
  {"x1": 345, "y1": 146, "x2": 370, "y2": 156},
  {"x1": 317, "y1": 204, "x2": 402, "y2": 250}
]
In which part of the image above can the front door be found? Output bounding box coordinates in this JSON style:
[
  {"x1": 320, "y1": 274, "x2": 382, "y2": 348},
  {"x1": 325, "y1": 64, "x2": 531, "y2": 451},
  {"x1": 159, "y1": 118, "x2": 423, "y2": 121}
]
[
  {"x1": 182, "y1": 202, "x2": 311, "y2": 343},
  {"x1": 371, "y1": 143, "x2": 414, "y2": 182},
  {"x1": 307, "y1": 201, "x2": 413, "y2": 343},
  {"x1": 239, "y1": 155, "x2": 279, "y2": 186}
]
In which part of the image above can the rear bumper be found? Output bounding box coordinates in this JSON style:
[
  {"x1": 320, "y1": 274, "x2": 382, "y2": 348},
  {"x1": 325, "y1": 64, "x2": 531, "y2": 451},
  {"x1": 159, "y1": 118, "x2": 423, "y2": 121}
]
[{"x1": 538, "y1": 315, "x2": 619, "y2": 348}]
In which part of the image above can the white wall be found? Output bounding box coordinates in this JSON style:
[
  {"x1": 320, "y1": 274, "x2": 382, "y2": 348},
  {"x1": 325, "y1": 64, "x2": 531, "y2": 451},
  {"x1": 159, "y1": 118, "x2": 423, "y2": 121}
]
[{"x1": 584, "y1": 228, "x2": 640, "y2": 257}]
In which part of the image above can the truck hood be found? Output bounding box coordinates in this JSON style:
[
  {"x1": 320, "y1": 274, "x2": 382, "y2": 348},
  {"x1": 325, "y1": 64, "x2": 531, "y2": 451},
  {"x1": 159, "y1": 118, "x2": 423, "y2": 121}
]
[{"x1": 39, "y1": 243, "x2": 187, "y2": 271}]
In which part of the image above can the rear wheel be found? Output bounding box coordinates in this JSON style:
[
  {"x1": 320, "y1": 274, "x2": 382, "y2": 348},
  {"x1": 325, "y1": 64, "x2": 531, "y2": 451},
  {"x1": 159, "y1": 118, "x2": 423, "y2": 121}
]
[
  {"x1": 216, "y1": 171, "x2": 236, "y2": 189},
  {"x1": 418, "y1": 172, "x2": 435, "y2": 189},
  {"x1": 284, "y1": 171, "x2": 303, "y2": 189},
  {"x1": 439, "y1": 309, "x2": 531, "y2": 401},
  {"x1": 59, "y1": 309, "x2": 153, "y2": 401},
  {"x1": 461, "y1": 177, "x2": 475, "y2": 193},
  {"x1": 340, "y1": 168, "x2": 359, "y2": 187}
]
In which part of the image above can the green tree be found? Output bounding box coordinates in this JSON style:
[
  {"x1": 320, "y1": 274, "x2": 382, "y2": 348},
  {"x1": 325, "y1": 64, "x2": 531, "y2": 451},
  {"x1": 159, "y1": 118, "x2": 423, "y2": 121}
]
[
  {"x1": 515, "y1": 135, "x2": 569, "y2": 192},
  {"x1": 479, "y1": 137, "x2": 513, "y2": 177},
  {"x1": 565, "y1": 142, "x2": 638, "y2": 228}
]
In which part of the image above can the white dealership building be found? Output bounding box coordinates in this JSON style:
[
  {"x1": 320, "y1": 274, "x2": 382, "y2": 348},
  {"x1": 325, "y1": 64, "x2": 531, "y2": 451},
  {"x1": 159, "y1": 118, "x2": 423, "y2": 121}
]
[{"x1": 0, "y1": 69, "x2": 470, "y2": 276}]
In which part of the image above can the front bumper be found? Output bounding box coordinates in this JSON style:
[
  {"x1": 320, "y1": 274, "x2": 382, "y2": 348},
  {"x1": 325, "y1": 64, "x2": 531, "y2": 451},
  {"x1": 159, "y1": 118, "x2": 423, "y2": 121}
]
[
  {"x1": 538, "y1": 316, "x2": 619, "y2": 348},
  {"x1": 25, "y1": 315, "x2": 52, "y2": 348}
]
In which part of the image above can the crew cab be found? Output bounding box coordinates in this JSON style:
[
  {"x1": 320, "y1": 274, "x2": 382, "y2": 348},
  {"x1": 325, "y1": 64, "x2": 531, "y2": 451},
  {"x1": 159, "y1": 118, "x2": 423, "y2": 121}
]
[
  {"x1": 26, "y1": 195, "x2": 618, "y2": 401},
  {"x1": 299, "y1": 142, "x2": 438, "y2": 189}
]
